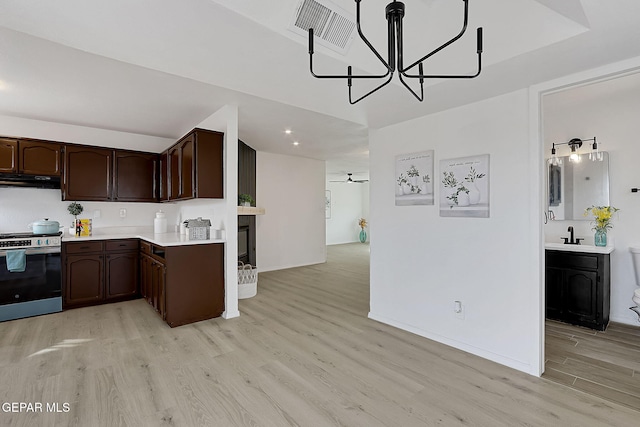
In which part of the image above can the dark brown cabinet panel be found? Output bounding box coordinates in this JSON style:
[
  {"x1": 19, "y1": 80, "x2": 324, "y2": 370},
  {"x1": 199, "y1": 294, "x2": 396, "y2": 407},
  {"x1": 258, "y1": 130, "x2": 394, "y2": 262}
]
[
  {"x1": 180, "y1": 134, "x2": 194, "y2": 199},
  {"x1": 194, "y1": 130, "x2": 223, "y2": 198},
  {"x1": 65, "y1": 254, "x2": 104, "y2": 307},
  {"x1": 166, "y1": 129, "x2": 223, "y2": 201},
  {"x1": 164, "y1": 243, "x2": 224, "y2": 327},
  {"x1": 159, "y1": 151, "x2": 168, "y2": 202},
  {"x1": 105, "y1": 251, "x2": 139, "y2": 300},
  {"x1": 19, "y1": 140, "x2": 62, "y2": 176},
  {"x1": 113, "y1": 151, "x2": 158, "y2": 202},
  {"x1": 0, "y1": 138, "x2": 18, "y2": 173},
  {"x1": 139, "y1": 245, "x2": 166, "y2": 319},
  {"x1": 545, "y1": 250, "x2": 610, "y2": 330},
  {"x1": 63, "y1": 145, "x2": 112, "y2": 201},
  {"x1": 168, "y1": 146, "x2": 180, "y2": 200}
]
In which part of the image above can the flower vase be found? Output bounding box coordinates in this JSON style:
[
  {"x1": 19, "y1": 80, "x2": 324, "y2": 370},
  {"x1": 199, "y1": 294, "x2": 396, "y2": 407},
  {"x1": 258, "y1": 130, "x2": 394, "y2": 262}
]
[
  {"x1": 467, "y1": 182, "x2": 481, "y2": 205},
  {"x1": 594, "y1": 229, "x2": 607, "y2": 247},
  {"x1": 359, "y1": 229, "x2": 367, "y2": 243}
]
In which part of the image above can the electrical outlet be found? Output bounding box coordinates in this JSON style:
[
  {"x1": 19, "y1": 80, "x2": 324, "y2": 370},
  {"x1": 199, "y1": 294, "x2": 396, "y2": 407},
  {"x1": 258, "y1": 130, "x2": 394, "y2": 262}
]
[
  {"x1": 454, "y1": 300, "x2": 465, "y2": 319},
  {"x1": 93, "y1": 209, "x2": 101, "y2": 219},
  {"x1": 119, "y1": 209, "x2": 127, "y2": 218}
]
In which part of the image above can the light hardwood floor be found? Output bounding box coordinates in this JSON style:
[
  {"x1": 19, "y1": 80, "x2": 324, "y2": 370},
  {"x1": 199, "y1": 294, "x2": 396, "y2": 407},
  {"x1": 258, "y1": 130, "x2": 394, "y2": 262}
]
[
  {"x1": 544, "y1": 319, "x2": 640, "y2": 411},
  {"x1": 1, "y1": 243, "x2": 639, "y2": 426}
]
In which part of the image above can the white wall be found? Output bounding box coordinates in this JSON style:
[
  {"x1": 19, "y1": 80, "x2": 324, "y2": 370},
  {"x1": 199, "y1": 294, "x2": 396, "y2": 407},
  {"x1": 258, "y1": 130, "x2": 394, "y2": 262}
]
[
  {"x1": 195, "y1": 105, "x2": 239, "y2": 319},
  {"x1": 370, "y1": 89, "x2": 542, "y2": 375},
  {"x1": 326, "y1": 181, "x2": 369, "y2": 245},
  {"x1": 256, "y1": 151, "x2": 326, "y2": 271},
  {"x1": 543, "y1": 74, "x2": 640, "y2": 325}
]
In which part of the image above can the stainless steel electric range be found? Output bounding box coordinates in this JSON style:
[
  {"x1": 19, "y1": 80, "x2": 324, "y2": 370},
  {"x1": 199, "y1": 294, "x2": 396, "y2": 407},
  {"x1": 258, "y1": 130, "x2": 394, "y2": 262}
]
[{"x1": 0, "y1": 231, "x2": 62, "y2": 322}]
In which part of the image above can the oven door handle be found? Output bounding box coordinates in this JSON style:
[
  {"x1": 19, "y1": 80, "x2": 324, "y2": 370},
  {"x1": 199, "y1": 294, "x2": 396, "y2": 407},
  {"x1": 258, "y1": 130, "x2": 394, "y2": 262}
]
[{"x1": 0, "y1": 247, "x2": 61, "y2": 257}]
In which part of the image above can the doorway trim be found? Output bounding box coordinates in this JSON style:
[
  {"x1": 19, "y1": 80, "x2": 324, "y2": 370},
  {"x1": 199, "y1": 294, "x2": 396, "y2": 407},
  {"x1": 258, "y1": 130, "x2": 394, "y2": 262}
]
[{"x1": 529, "y1": 55, "x2": 640, "y2": 376}]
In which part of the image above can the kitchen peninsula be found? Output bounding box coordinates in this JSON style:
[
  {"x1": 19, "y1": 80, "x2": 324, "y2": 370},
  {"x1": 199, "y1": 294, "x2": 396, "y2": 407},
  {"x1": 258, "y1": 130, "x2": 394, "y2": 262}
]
[{"x1": 62, "y1": 228, "x2": 225, "y2": 327}]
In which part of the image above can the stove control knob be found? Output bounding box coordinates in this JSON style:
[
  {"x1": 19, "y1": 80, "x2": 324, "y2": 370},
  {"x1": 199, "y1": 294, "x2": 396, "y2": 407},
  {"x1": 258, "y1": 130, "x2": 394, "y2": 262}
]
[
  {"x1": 45, "y1": 239, "x2": 49, "y2": 245},
  {"x1": 37, "y1": 239, "x2": 42, "y2": 245}
]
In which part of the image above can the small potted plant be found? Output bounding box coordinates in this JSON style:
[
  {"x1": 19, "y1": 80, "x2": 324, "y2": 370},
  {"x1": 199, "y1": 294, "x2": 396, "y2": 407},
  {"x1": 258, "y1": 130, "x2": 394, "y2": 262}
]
[
  {"x1": 238, "y1": 194, "x2": 255, "y2": 207},
  {"x1": 67, "y1": 202, "x2": 84, "y2": 236}
]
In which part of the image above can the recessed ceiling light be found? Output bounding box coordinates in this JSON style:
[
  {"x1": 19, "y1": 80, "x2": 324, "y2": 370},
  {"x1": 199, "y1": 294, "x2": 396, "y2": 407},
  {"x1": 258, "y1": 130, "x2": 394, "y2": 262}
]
[
  {"x1": 285, "y1": 129, "x2": 292, "y2": 134},
  {"x1": 293, "y1": 141, "x2": 300, "y2": 146}
]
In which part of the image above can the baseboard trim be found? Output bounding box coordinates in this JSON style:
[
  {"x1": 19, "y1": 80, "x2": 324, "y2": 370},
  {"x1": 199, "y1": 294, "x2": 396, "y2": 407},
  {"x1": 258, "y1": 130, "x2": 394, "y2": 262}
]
[{"x1": 367, "y1": 311, "x2": 537, "y2": 376}]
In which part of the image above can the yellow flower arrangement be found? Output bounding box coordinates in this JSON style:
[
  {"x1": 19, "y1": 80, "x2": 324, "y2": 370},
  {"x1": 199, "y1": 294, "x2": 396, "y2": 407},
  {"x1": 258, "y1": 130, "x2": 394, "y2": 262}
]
[
  {"x1": 358, "y1": 218, "x2": 368, "y2": 230},
  {"x1": 584, "y1": 205, "x2": 619, "y2": 232}
]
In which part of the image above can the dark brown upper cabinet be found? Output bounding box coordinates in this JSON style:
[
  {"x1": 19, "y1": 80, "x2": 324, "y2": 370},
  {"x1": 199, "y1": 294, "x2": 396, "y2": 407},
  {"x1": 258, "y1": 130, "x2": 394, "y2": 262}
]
[
  {"x1": 113, "y1": 151, "x2": 158, "y2": 202},
  {"x1": 166, "y1": 129, "x2": 223, "y2": 201},
  {"x1": 0, "y1": 138, "x2": 62, "y2": 176},
  {"x1": 0, "y1": 138, "x2": 18, "y2": 173},
  {"x1": 19, "y1": 140, "x2": 62, "y2": 176},
  {"x1": 63, "y1": 145, "x2": 113, "y2": 201}
]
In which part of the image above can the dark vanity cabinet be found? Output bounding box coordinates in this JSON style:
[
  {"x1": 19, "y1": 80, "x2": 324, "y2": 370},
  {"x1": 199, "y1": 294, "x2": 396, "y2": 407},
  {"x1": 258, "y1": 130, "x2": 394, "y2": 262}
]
[{"x1": 545, "y1": 250, "x2": 610, "y2": 330}]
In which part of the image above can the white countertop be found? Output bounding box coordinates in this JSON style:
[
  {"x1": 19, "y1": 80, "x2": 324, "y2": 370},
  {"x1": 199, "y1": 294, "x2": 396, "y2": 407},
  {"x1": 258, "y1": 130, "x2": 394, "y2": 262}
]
[
  {"x1": 61, "y1": 227, "x2": 225, "y2": 247},
  {"x1": 545, "y1": 242, "x2": 614, "y2": 254}
]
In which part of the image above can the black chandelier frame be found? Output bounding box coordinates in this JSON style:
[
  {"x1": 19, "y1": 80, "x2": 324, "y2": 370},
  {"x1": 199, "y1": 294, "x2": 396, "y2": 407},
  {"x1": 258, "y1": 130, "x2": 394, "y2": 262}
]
[{"x1": 308, "y1": 0, "x2": 484, "y2": 104}]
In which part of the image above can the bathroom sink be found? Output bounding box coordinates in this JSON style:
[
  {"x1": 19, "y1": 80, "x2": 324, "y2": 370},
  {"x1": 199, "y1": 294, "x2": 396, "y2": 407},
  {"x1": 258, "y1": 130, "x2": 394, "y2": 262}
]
[{"x1": 545, "y1": 242, "x2": 614, "y2": 254}]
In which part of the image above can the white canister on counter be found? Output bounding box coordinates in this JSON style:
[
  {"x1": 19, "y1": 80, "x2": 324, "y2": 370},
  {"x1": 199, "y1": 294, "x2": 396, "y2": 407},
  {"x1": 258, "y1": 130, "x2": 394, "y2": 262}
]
[{"x1": 154, "y1": 210, "x2": 167, "y2": 234}]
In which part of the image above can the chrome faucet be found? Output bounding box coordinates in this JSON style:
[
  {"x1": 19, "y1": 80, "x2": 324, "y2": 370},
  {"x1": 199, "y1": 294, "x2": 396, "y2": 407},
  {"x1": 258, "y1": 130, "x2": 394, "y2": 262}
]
[{"x1": 568, "y1": 226, "x2": 574, "y2": 244}]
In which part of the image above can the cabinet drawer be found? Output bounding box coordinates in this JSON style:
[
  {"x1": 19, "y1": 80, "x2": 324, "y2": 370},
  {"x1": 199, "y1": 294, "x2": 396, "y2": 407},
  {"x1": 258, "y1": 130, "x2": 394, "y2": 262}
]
[
  {"x1": 546, "y1": 250, "x2": 598, "y2": 270},
  {"x1": 105, "y1": 239, "x2": 138, "y2": 252},
  {"x1": 140, "y1": 240, "x2": 151, "y2": 255},
  {"x1": 64, "y1": 241, "x2": 104, "y2": 254}
]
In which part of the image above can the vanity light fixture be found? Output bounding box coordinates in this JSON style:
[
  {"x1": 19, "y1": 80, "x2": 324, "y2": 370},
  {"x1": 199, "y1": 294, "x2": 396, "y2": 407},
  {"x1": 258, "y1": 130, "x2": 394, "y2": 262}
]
[
  {"x1": 549, "y1": 137, "x2": 600, "y2": 165},
  {"x1": 307, "y1": 0, "x2": 483, "y2": 104}
]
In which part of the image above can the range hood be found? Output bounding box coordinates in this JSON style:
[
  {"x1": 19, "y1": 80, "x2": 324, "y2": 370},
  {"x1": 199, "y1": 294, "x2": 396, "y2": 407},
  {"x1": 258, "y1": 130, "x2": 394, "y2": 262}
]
[{"x1": 0, "y1": 173, "x2": 61, "y2": 189}]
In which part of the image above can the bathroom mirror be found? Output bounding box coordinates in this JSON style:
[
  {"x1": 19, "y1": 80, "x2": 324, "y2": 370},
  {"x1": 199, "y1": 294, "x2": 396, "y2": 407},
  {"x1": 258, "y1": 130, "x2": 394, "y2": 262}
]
[{"x1": 547, "y1": 152, "x2": 610, "y2": 220}]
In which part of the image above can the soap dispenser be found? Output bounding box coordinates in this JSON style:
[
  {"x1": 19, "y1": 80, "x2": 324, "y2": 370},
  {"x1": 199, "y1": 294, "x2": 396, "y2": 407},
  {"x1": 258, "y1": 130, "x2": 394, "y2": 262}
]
[{"x1": 154, "y1": 210, "x2": 167, "y2": 234}]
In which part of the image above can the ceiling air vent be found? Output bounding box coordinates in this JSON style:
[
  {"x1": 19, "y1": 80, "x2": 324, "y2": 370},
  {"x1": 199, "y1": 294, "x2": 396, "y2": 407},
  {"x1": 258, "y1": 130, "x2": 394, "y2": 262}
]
[{"x1": 289, "y1": 0, "x2": 356, "y2": 55}]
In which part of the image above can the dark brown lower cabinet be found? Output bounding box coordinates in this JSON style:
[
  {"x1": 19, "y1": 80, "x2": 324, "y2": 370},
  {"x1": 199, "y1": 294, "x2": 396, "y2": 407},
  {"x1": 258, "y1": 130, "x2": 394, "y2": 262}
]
[
  {"x1": 65, "y1": 253, "x2": 104, "y2": 307},
  {"x1": 63, "y1": 239, "x2": 138, "y2": 308},
  {"x1": 545, "y1": 250, "x2": 610, "y2": 331},
  {"x1": 139, "y1": 247, "x2": 166, "y2": 320},
  {"x1": 105, "y1": 251, "x2": 139, "y2": 300},
  {"x1": 141, "y1": 240, "x2": 224, "y2": 327},
  {"x1": 65, "y1": 238, "x2": 224, "y2": 326}
]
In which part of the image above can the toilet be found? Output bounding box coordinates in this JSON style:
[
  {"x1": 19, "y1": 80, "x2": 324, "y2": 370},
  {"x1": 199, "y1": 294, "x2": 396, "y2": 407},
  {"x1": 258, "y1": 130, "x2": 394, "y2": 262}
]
[{"x1": 630, "y1": 246, "x2": 640, "y2": 318}]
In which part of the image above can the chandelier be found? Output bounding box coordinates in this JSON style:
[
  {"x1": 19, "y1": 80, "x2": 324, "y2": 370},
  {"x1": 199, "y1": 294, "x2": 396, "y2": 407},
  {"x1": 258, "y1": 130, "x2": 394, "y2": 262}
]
[{"x1": 308, "y1": 0, "x2": 484, "y2": 104}]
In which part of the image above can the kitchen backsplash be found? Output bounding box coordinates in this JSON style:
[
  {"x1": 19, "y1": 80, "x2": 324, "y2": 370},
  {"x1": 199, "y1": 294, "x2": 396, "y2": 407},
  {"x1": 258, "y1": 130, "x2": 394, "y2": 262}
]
[{"x1": 0, "y1": 187, "x2": 227, "y2": 234}]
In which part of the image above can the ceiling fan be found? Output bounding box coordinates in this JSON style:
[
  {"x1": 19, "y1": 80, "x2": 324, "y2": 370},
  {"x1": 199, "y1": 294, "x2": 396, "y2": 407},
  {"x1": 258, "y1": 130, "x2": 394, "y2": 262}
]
[{"x1": 330, "y1": 173, "x2": 369, "y2": 184}]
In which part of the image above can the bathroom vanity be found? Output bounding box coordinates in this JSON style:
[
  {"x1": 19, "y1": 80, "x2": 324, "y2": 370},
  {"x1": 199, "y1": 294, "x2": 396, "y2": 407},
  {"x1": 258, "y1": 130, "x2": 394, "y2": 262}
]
[{"x1": 545, "y1": 244, "x2": 612, "y2": 331}]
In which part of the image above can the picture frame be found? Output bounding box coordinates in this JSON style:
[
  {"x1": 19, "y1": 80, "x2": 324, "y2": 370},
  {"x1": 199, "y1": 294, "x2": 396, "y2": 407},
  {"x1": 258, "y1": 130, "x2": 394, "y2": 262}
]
[
  {"x1": 439, "y1": 154, "x2": 490, "y2": 218},
  {"x1": 395, "y1": 150, "x2": 434, "y2": 206}
]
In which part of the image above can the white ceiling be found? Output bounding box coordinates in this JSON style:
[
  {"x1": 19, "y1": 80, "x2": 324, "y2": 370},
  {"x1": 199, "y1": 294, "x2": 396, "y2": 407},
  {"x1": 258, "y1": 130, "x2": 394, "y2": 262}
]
[{"x1": 1, "y1": 0, "x2": 640, "y2": 181}]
